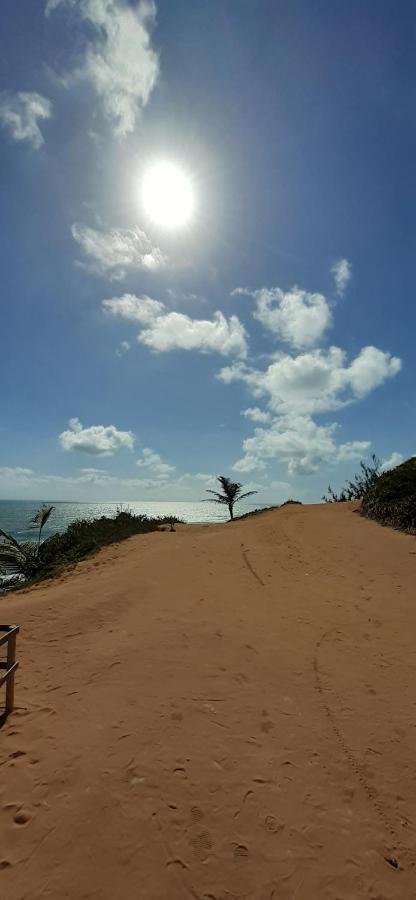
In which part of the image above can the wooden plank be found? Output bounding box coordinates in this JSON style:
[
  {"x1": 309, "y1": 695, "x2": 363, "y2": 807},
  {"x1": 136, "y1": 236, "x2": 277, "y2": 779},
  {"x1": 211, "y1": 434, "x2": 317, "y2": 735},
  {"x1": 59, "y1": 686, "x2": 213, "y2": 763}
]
[
  {"x1": 0, "y1": 625, "x2": 19, "y2": 649},
  {"x1": 0, "y1": 661, "x2": 19, "y2": 690},
  {"x1": 5, "y1": 632, "x2": 17, "y2": 714}
]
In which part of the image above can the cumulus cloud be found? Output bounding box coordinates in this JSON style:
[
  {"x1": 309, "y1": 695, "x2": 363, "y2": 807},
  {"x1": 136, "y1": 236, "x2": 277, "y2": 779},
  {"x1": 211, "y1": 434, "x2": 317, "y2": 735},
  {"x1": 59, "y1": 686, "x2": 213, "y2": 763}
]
[
  {"x1": 59, "y1": 417, "x2": 134, "y2": 455},
  {"x1": 139, "y1": 310, "x2": 248, "y2": 357},
  {"x1": 233, "y1": 415, "x2": 371, "y2": 477},
  {"x1": 0, "y1": 91, "x2": 52, "y2": 148},
  {"x1": 241, "y1": 407, "x2": 271, "y2": 424},
  {"x1": 380, "y1": 451, "x2": 404, "y2": 472},
  {"x1": 46, "y1": 0, "x2": 159, "y2": 137},
  {"x1": 72, "y1": 223, "x2": 166, "y2": 278},
  {"x1": 232, "y1": 455, "x2": 266, "y2": 473},
  {"x1": 136, "y1": 447, "x2": 175, "y2": 479},
  {"x1": 218, "y1": 346, "x2": 401, "y2": 415},
  {"x1": 103, "y1": 293, "x2": 165, "y2": 324},
  {"x1": 251, "y1": 286, "x2": 332, "y2": 349},
  {"x1": 332, "y1": 258, "x2": 352, "y2": 296},
  {"x1": 104, "y1": 293, "x2": 247, "y2": 357}
]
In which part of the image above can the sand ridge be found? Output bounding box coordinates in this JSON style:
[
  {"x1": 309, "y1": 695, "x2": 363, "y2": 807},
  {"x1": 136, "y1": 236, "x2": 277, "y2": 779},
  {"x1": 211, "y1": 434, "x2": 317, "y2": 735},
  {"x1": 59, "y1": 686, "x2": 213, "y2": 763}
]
[{"x1": 1, "y1": 502, "x2": 415, "y2": 898}]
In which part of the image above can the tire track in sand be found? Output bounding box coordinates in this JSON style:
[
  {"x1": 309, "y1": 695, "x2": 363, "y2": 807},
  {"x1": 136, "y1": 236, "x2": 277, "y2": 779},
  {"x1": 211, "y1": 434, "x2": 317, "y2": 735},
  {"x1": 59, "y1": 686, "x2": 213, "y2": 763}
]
[
  {"x1": 313, "y1": 627, "x2": 413, "y2": 869},
  {"x1": 241, "y1": 548, "x2": 265, "y2": 586}
]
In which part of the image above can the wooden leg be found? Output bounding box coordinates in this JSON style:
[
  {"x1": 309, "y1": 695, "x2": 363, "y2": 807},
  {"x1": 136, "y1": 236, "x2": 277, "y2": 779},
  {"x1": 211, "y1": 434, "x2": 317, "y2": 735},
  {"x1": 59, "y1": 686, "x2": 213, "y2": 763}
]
[{"x1": 5, "y1": 632, "x2": 17, "y2": 715}]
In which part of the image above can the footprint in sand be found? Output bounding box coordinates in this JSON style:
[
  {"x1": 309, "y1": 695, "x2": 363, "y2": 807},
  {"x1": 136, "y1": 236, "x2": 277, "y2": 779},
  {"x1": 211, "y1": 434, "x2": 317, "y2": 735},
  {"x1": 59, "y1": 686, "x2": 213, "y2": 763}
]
[
  {"x1": 233, "y1": 843, "x2": 249, "y2": 860},
  {"x1": 190, "y1": 806, "x2": 204, "y2": 823},
  {"x1": 263, "y1": 814, "x2": 284, "y2": 834},
  {"x1": 190, "y1": 830, "x2": 213, "y2": 859},
  {"x1": 260, "y1": 720, "x2": 274, "y2": 734},
  {"x1": 13, "y1": 810, "x2": 32, "y2": 826}
]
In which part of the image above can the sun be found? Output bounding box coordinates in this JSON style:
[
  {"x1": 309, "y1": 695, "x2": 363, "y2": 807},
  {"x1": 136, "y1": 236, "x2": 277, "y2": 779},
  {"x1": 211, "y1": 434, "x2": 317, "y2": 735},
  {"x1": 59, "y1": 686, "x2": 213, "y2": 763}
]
[{"x1": 141, "y1": 162, "x2": 194, "y2": 228}]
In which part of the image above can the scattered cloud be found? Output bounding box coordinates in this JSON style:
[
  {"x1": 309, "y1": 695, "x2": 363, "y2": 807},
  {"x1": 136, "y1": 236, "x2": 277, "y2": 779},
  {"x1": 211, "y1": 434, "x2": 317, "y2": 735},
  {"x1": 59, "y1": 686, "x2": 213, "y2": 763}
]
[
  {"x1": 139, "y1": 310, "x2": 248, "y2": 357},
  {"x1": 233, "y1": 415, "x2": 371, "y2": 477},
  {"x1": 104, "y1": 293, "x2": 247, "y2": 357},
  {"x1": 115, "y1": 340, "x2": 131, "y2": 356},
  {"x1": 232, "y1": 455, "x2": 266, "y2": 473},
  {"x1": 0, "y1": 466, "x2": 34, "y2": 479},
  {"x1": 46, "y1": 0, "x2": 159, "y2": 137},
  {"x1": 332, "y1": 258, "x2": 352, "y2": 297},
  {"x1": 104, "y1": 293, "x2": 165, "y2": 324},
  {"x1": 59, "y1": 417, "x2": 135, "y2": 455},
  {"x1": 233, "y1": 283, "x2": 332, "y2": 349},
  {"x1": 251, "y1": 286, "x2": 332, "y2": 349},
  {"x1": 380, "y1": 451, "x2": 404, "y2": 472},
  {"x1": 72, "y1": 223, "x2": 166, "y2": 278},
  {"x1": 218, "y1": 346, "x2": 401, "y2": 416},
  {"x1": 241, "y1": 407, "x2": 271, "y2": 424},
  {"x1": 136, "y1": 447, "x2": 175, "y2": 479},
  {"x1": 0, "y1": 91, "x2": 52, "y2": 148}
]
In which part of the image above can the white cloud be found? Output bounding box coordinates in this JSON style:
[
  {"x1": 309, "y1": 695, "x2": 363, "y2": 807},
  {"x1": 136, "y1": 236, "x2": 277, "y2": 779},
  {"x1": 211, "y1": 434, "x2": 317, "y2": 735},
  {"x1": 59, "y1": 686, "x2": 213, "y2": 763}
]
[
  {"x1": 59, "y1": 417, "x2": 135, "y2": 455},
  {"x1": 232, "y1": 455, "x2": 266, "y2": 473},
  {"x1": 346, "y1": 346, "x2": 401, "y2": 397},
  {"x1": 332, "y1": 258, "x2": 352, "y2": 297},
  {"x1": 0, "y1": 91, "x2": 52, "y2": 148},
  {"x1": 104, "y1": 294, "x2": 247, "y2": 357},
  {"x1": 46, "y1": 0, "x2": 159, "y2": 137},
  {"x1": 139, "y1": 310, "x2": 248, "y2": 358},
  {"x1": 72, "y1": 223, "x2": 166, "y2": 278},
  {"x1": 241, "y1": 407, "x2": 271, "y2": 424},
  {"x1": 233, "y1": 415, "x2": 371, "y2": 477},
  {"x1": 218, "y1": 345, "x2": 401, "y2": 415},
  {"x1": 251, "y1": 286, "x2": 332, "y2": 349},
  {"x1": 104, "y1": 293, "x2": 164, "y2": 324},
  {"x1": 380, "y1": 451, "x2": 404, "y2": 473},
  {"x1": 0, "y1": 467, "x2": 34, "y2": 479},
  {"x1": 115, "y1": 340, "x2": 131, "y2": 356},
  {"x1": 136, "y1": 447, "x2": 175, "y2": 479}
]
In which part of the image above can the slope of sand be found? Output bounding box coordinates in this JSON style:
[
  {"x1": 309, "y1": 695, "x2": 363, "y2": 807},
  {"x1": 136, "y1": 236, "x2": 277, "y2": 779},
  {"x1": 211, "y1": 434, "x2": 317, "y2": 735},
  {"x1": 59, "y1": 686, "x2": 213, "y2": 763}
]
[{"x1": 1, "y1": 502, "x2": 416, "y2": 899}]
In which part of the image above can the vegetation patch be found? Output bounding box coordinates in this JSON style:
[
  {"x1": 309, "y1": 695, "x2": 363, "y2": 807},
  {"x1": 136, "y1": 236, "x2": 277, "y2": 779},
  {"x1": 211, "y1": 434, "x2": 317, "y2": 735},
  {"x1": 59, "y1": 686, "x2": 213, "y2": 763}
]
[
  {"x1": 361, "y1": 457, "x2": 416, "y2": 534},
  {"x1": 0, "y1": 508, "x2": 183, "y2": 589}
]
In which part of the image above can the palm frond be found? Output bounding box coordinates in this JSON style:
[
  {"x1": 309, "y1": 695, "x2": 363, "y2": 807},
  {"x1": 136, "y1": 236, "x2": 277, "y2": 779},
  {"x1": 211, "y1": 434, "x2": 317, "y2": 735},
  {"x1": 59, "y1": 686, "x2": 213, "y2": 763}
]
[
  {"x1": 31, "y1": 505, "x2": 54, "y2": 528},
  {"x1": 236, "y1": 491, "x2": 258, "y2": 501},
  {"x1": 204, "y1": 491, "x2": 229, "y2": 504}
]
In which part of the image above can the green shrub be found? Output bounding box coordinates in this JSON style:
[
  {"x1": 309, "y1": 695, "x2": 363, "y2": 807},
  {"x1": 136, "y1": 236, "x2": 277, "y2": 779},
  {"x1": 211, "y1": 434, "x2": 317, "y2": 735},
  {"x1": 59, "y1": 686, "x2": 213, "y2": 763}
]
[
  {"x1": 361, "y1": 457, "x2": 416, "y2": 533},
  {"x1": 1, "y1": 511, "x2": 184, "y2": 587},
  {"x1": 323, "y1": 455, "x2": 381, "y2": 502}
]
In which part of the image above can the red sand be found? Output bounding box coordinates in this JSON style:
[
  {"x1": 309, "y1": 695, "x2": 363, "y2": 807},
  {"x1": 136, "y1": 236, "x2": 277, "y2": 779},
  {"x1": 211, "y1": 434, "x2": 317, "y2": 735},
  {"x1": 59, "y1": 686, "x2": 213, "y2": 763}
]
[{"x1": 1, "y1": 502, "x2": 415, "y2": 899}]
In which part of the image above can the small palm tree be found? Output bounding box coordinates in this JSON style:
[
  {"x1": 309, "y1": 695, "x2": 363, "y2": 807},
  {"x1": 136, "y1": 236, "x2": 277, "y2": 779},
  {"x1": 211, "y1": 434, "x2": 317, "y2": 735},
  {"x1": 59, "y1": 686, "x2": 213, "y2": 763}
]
[
  {"x1": 0, "y1": 528, "x2": 40, "y2": 579},
  {"x1": 205, "y1": 475, "x2": 257, "y2": 521},
  {"x1": 31, "y1": 505, "x2": 54, "y2": 553}
]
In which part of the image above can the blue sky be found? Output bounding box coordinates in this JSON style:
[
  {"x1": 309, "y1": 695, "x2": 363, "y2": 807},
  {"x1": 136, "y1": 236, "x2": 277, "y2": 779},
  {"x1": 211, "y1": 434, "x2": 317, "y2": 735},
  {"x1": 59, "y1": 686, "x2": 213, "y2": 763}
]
[{"x1": 0, "y1": 0, "x2": 414, "y2": 503}]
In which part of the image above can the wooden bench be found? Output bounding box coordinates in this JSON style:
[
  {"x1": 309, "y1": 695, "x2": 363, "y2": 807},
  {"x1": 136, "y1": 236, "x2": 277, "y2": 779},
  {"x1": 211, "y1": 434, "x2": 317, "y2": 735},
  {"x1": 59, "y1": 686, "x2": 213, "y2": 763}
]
[{"x1": 0, "y1": 625, "x2": 19, "y2": 724}]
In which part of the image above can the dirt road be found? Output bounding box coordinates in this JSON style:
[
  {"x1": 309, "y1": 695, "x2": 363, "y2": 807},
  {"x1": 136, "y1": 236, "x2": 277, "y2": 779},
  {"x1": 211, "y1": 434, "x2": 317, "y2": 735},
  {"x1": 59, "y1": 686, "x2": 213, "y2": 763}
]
[{"x1": 1, "y1": 503, "x2": 415, "y2": 898}]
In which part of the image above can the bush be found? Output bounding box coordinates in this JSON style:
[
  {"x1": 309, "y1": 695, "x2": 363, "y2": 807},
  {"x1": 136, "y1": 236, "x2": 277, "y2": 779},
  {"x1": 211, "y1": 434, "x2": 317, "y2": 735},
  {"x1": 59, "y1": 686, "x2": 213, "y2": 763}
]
[
  {"x1": 361, "y1": 457, "x2": 416, "y2": 533},
  {"x1": 1, "y1": 511, "x2": 184, "y2": 587},
  {"x1": 323, "y1": 455, "x2": 381, "y2": 502}
]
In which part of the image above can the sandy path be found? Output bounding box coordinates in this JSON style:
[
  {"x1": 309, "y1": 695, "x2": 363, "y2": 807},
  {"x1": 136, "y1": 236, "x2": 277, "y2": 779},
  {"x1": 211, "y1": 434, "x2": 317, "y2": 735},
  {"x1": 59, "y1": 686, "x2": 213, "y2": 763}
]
[{"x1": 1, "y1": 503, "x2": 415, "y2": 899}]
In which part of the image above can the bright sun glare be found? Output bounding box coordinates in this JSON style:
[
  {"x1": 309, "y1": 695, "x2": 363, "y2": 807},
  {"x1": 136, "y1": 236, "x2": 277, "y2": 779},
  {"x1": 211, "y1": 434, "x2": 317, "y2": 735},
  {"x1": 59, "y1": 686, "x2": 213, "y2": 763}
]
[{"x1": 141, "y1": 162, "x2": 194, "y2": 228}]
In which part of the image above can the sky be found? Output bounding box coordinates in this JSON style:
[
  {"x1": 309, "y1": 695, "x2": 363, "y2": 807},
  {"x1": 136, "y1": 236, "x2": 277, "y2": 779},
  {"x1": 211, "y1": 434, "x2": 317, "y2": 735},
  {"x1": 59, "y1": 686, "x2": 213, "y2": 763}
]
[{"x1": 0, "y1": 0, "x2": 415, "y2": 504}]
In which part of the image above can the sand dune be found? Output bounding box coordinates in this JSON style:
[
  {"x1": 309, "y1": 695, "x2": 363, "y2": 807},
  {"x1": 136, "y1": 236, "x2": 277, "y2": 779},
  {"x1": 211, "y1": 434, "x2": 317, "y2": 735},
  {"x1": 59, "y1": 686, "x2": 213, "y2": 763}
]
[{"x1": 1, "y1": 502, "x2": 415, "y2": 899}]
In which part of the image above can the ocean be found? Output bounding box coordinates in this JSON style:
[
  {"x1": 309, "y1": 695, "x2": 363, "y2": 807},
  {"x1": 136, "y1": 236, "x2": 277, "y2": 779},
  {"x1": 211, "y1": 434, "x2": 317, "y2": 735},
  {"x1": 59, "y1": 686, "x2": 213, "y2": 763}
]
[{"x1": 0, "y1": 498, "x2": 263, "y2": 542}]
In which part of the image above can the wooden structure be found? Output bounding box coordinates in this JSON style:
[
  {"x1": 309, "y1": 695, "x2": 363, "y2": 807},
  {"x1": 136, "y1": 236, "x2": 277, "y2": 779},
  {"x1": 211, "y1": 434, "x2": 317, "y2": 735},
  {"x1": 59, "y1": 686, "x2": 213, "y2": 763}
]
[{"x1": 0, "y1": 625, "x2": 19, "y2": 723}]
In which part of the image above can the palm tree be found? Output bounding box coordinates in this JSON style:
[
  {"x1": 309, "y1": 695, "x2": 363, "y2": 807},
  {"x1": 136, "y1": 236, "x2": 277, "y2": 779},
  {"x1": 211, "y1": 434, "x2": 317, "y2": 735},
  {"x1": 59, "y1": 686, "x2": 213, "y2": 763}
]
[
  {"x1": 31, "y1": 505, "x2": 54, "y2": 553},
  {"x1": 0, "y1": 528, "x2": 40, "y2": 579},
  {"x1": 205, "y1": 476, "x2": 257, "y2": 521}
]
